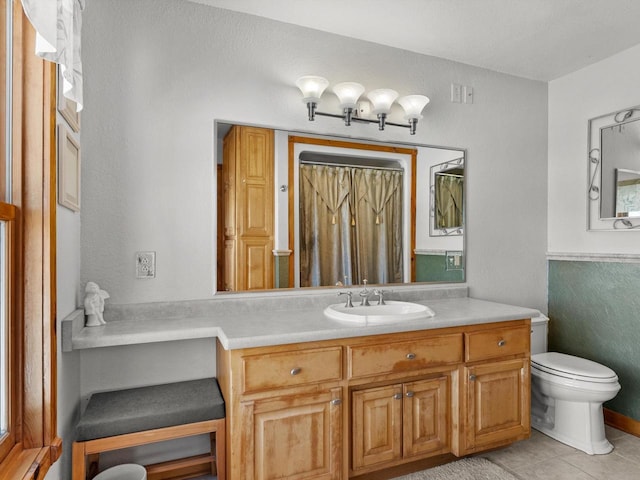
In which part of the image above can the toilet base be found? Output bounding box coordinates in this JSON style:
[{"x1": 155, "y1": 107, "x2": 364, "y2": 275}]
[{"x1": 531, "y1": 397, "x2": 613, "y2": 455}]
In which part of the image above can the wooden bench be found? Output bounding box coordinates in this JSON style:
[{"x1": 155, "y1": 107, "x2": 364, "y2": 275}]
[{"x1": 72, "y1": 378, "x2": 225, "y2": 480}]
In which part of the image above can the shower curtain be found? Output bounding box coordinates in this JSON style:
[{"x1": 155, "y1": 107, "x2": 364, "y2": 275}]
[
  {"x1": 435, "y1": 174, "x2": 463, "y2": 229},
  {"x1": 299, "y1": 163, "x2": 403, "y2": 287}
]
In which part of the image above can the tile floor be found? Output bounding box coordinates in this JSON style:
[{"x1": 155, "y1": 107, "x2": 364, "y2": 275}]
[
  {"x1": 194, "y1": 426, "x2": 640, "y2": 480},
  {"x1": 480, "y1": 426, "x2": 640, "y2": 480}
]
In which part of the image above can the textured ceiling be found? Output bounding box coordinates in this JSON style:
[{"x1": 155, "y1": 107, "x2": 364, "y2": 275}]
[{"x1": 189, "y1": 0, "x2": 640, "y2": 81}]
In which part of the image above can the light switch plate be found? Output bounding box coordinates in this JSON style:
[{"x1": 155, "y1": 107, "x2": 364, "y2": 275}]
[{"x1": 451, "y1": 83, "x2": 462, "y2": 103}]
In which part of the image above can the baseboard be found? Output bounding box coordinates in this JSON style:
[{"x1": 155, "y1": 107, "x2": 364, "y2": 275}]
[{"x1": 604, "y1": 408, "x2": 640, "y2": 437}]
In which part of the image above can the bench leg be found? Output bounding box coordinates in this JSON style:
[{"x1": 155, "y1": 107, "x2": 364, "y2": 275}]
[
  {"x1": 87, "y1": 453, "x2": 100, "y2": 479},
  {"x1": 72, "y1": 442, "x2": 86, "y2": 480},
  {"x1": 209, "y1": 433, "x2": 217, "y2": 476},
  {"x1": 215, "y1": 422, "x2": 226, "y2": 480}
]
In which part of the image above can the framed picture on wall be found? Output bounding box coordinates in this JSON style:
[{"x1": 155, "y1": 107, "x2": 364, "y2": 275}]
[
  {"x1": 58, "y1": 124, "x2": 81, "y2": 212},
  {"x1": 57, "y1": 68, "x2": 80, "y2": 132}
]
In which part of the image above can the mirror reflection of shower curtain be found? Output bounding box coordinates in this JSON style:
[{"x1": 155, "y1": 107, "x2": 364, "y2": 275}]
[
  {"x1": 299, "y1": 164, "x2": 403, "y2": 287},
  {"x1": 435, "y1": 174, "x2": 463, "y2": 229}
]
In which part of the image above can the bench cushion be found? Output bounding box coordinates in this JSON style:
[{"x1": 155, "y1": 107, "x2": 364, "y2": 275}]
[{"x1": 76, "y1": 378, "x2": 225, "y2": 442}]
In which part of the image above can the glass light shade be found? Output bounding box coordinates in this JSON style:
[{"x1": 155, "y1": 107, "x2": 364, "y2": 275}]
[
  {"x1": 367, "y1": 89, "x2": 399, "y2": 115},
  {"x1": 332, "y1": 82, "x2": 365, "y2": 109},
  {"x1": 398, "y1": 95, "x2": 430, "y2": 119},
  {"x1": 295, "y1": 76, "x2": 329, "y2": 103}
]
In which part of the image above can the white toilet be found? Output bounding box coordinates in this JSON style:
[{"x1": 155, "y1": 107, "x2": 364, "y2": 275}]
[{"x1": 530, "y1": 315, "x2": 621, "y2": 454}]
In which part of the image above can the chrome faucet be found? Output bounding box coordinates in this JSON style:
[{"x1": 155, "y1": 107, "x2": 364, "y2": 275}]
[
  {"x1": 338, "y1": 291, "x2": 353, "y2": 308},
  {"x1": 359, "y1": 279, "x2": 373, "y2": 306}
]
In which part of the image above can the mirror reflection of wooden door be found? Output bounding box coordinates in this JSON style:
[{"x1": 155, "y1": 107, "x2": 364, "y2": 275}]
[{"x1": 220, "y1": 126, "x2": 274, "y2": 291}]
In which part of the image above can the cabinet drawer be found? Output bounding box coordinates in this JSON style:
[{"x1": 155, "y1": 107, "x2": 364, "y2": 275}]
[
  {"x1": 465, "y1": 325, "x2": 529, "y2": 362},
  {"x1": 348, "y1": 334, "x2": 463, "y2": 379},
  {"x1": 242, "y1": 346, "x2": 342, "y2": 393}
]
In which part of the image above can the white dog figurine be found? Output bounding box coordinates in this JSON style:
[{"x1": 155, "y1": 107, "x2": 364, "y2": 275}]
[{"x1": 84, "y1": 282, "x2": 110, "y2": 327}]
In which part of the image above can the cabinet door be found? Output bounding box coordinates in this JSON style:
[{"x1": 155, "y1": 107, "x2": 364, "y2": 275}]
[
  {"x1": 403, "y1": 376, "x2": 450, "y2": 458},
  {"x1": 465, "y1": 358, "x2": 530, "y2": 452},
  {"x1": 237, "y1": 237, "x2": 273, "y2": 291},
  {"x1": 352, "y1": 384, "x2": 402, "y2": 470},
  {"x1": 244, "y1": 388, "x2": 342, "y2": 480},
  {"x1": 237, "y1": 126, "x2": 274, "y2": 237}
]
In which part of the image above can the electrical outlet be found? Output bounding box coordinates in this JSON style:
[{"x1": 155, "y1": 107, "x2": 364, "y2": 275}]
[
  {"x1": 445, "y1": 251, "x2": 464, "y2": 271},
  {"x1": 136, "y1": 251, "x2": 156, "y2": 278}
]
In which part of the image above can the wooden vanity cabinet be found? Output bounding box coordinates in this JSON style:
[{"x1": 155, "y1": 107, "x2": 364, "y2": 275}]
[
  {"x1": 217, "y1": 342, "x2": 344, "y2": 480},
  {"x1": 243, "y1": 387, "x2": 343, "y2": 480},
  {"x1": 459, "y1": 324, "x2": 531, "y2": 454},
  {"x1": 352, "y1": 375, "x2": 451, "y2": 472},
  {"x1": 216, "y1": 319, "x2": 531, "y2": 480}
]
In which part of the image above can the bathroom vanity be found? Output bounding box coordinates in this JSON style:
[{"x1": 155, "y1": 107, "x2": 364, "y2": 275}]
[
  {"x1": 64, "y1": 288, "x2": 536, "y2": 479},
  {"x1": 216, "y1": 314, "x2": 531, "y2": 479}
]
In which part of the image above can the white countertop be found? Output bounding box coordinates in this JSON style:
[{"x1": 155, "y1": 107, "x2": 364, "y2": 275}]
[{"x1": 68, "y1": 297, "x2": 539, "y2": 351}]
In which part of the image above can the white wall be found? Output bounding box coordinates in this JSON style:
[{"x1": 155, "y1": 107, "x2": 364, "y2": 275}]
[
  {"x1": 81, "y1": 0, "x2": 548, "y2": 311},
  {"x1": 548, "y1": 43, "x2": 640, "y2": 254}
]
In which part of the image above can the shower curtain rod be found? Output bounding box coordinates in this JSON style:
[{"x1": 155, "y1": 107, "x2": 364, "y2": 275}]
[
  {"x1": 300, "y1": 160, "x2": 404, "y2": 172},
  {"x1": 436, "y1": 172, "x2": 464, "y2": 178}
]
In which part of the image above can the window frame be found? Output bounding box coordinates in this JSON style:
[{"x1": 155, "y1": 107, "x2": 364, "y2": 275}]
[{"x1": 0, "y1": 0, "x2": 59, "y2": 477}]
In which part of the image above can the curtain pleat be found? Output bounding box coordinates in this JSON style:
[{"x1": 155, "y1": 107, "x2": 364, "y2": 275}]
[
  {"x1": 352, "y1": 168, "x2": 403, "y2": 285},
  {"x1": 299, "y1": 165, "x2": 353, "y2": 287}
]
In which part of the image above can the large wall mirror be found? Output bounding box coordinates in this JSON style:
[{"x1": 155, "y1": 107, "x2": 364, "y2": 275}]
[
  {"x1": 588, "y1": 106, "x2": 640, "y2": 230},
  {"x1": 216, "y1": 122, "x2": 466, "y2": 292}
]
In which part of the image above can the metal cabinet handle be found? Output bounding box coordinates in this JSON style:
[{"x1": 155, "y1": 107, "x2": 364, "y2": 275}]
[
  {"x1": 393, "y1": 393, "x2": 402, "y2": 400},
  {"x1": 469, "y1": 374, "x2": 477, "y2": 381},
  {"x1": 405, "y1": 391, "x2": 414, "y2": 397},
  {"x1": 290, "y1": 367, "x2": 302, "y2": 376},
  {"x1": 497, "y1": 339, "x2": 506, "y2": 347},
  {"x1": 331, "y1": 398, "x2": 342, "y2": 406},
  {"x1": 406, "y1": 353, "x2": 416, "y2": 360}
]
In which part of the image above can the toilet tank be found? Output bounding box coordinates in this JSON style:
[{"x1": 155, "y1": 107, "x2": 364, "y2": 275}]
[{"x1": 531, "y1": 314, "x2": 549, "y2": 355}]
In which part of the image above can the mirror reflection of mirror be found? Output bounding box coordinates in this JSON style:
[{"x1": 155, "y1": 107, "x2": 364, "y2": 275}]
[
  {"x1": 615, "y1": 168, "x2": 640, "y2": 218},
  {"x1": 430, "y1": 158, "x2": 464, "y2": 236},
  {"x1": 588, "y1": 106, "x2": 640, "y2": 230},
  {"x1": 216, "y1": 123, "x2": 466, "y2": 292}
]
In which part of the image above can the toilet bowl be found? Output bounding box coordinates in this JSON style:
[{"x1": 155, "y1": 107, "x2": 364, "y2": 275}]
[{"x1": 530, "y1": 316, "x2": 621, "y2": 455}]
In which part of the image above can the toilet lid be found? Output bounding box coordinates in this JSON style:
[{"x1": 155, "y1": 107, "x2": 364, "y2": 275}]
[{"x1": 532, "y1": 352, "x2": 618, "y2": 383}]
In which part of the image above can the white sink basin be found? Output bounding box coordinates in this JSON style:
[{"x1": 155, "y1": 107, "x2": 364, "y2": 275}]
[{"x1": 324, "y1": 300, "x2": 435, "y2": 325}]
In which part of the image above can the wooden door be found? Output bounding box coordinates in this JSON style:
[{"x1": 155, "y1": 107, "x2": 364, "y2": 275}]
[
  {"x1": 403, "y1": 376, "x2": 450, "y2": 458},
  {"x1": 222, "y1": 125, "x2": 274, "y2": 291},
  {"x1": 237, "y1": 126, "x2": 274, "y2": 237},
  {"x1": 352, "y1": 384, "x2": 402, "y2": 470},
  {"x1": 465, "y1": 358, "x2": 530, "y2": 452},
  {"x1": 245, "y1": 388, "x2": 342, "y2": 480}
]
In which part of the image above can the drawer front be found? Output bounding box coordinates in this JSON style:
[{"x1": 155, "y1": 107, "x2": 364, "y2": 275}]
[
  {"x1": 465, "y1": 325, "x2": 529, "y2": 362},
  {"x1": 242, "y1": 346, "x2": 342, "y2": 393},
  {"x1": 349, "y1": 334, "x2": 463, "y2": 379}
]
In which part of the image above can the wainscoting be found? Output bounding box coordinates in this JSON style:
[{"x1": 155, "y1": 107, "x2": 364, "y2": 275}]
[
  {"x1": 548, "y1": 258, "x2": 640, "y2": 422},
  {"x1": 415, "y1": 252, "x2": 464, "y2": 283}
]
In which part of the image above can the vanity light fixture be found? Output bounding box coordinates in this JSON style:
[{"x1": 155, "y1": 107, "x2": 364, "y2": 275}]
[{"x1": 295, "y1": 75, "x2": 429, "y2": 135}]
